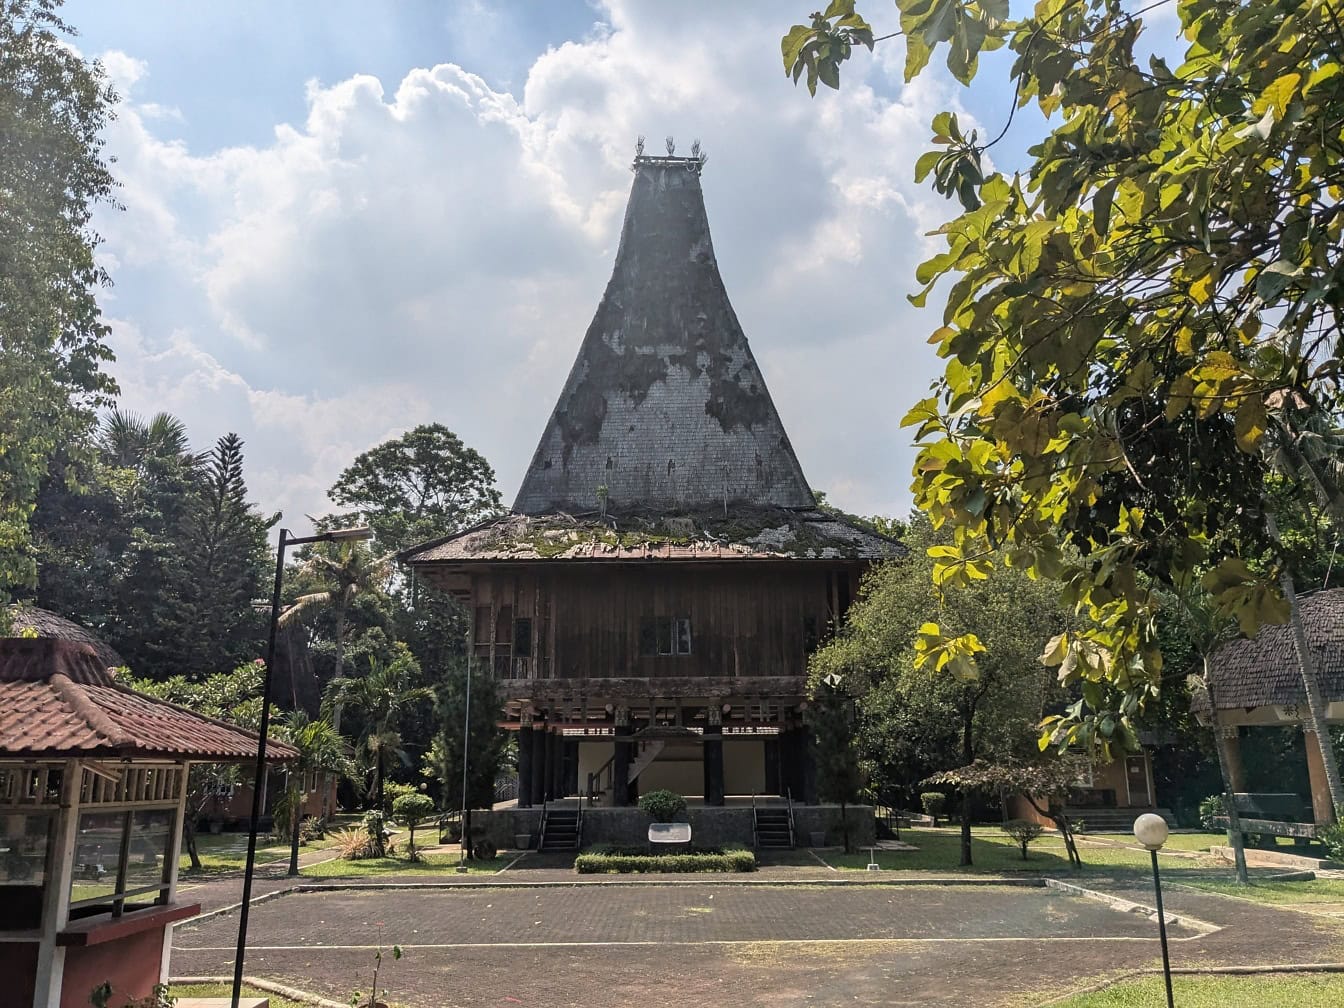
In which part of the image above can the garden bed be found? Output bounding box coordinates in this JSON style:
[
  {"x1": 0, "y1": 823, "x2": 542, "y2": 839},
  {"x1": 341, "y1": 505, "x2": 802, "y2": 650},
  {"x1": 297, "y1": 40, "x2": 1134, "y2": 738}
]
[{"x1": 575, "y1": 846, "x2": 756, "y2": 874}]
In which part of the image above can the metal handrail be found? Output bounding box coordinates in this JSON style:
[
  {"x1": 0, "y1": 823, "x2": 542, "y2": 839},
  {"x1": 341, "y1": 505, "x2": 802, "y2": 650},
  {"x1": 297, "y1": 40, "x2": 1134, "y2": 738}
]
[
  {"x1": 538, "y1": 798, "x2": 549, "y2": 850},
  {"x1": 751, "y1": 792, "x2": 759, "y2": 849},
  {"x1": 575, "y1": 794, "x2": 584, "y2": 849},
  {"x1": 786, "y1": 789, "x2": 796, "y2": 848}
]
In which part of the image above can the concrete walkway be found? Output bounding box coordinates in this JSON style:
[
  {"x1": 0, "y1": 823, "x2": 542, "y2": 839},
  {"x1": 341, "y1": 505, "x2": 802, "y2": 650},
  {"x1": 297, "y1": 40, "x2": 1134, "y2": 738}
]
[{"x1": 170, "y1": 853, "x2": 1344, "y2": 1007}]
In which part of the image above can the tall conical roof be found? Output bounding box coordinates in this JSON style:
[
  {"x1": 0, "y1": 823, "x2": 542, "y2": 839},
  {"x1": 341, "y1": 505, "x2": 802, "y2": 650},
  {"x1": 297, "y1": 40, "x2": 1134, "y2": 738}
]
[{"x1": 513, "y1": 148, "x2": 814, "y2": 515}]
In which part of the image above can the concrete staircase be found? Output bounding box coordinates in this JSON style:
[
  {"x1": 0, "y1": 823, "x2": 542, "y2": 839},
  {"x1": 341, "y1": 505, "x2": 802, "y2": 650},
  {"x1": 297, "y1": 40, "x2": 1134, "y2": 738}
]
[
  {"x1": 1067, "y1": 807, "x2": 1177, "y2": 832},
  {"x1": 540, "y1": 806, "x2": 581, "y2": 850},
  {"x1": 754, "y1": 807, "x2": 793, "y2": 849}
]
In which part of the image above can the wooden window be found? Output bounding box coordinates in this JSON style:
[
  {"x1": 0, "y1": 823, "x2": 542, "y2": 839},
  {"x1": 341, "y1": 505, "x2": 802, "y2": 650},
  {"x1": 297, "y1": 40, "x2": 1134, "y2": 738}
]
[
  {"x1": 640, "y1": 617, "x2": 692, "y2": 656},
  {"x1": 513, "y1": 618, "x2": 533, "y2": 658},
  {"x1": 803, "y1": 616, "x2": 820, "y2": 655},
  {"x1": 473, "y1": 606, "x2": 491, "y2": 645}
]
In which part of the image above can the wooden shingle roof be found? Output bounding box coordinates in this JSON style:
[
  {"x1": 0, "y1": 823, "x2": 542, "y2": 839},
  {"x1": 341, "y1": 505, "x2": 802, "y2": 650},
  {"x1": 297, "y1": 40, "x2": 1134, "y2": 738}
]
[
  {"x1": 513, "y1": 152, "x2": 814, "y2": 515},
  {"x1": 1196, "y1": 588, "x2": 1344, "y2": 713},
  {"x1": 0, "y1": 637, "x2": 297, "y2": 762},
  {"x1": 8, "y1": 604, "x2": 125, "y2": 670}
]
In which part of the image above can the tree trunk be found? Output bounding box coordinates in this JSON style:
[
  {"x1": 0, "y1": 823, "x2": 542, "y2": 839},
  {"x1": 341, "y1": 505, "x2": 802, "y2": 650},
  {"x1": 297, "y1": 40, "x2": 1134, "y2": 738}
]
[
  {"x1": 1268, "y1": 511, "x2": 1343, "y2": 818},
  {"x1": 841, "y1": 799, "x2": 851, "y2": 854},
  {"x1": 1204, "y1": 655, "x2": 1249, "y2": 884},
  {"x1": 332, "y1": 602, "x2": 348, "y2": 734},
  {"x1": 183, "y1": 816, "x2": 201, "y2": 872},
  {"x1": 289, "y1": 786, "x2": 302, "y2": 877},
  {"x1": 959, "y1": 702, "x2": 974, "y2": 867},
  {"x1": 1022, "y1": 795, "x2": 1081, "y2": 868},
  {"x1": 464, "y1": 806, "x2": 474, "y2": 859}
]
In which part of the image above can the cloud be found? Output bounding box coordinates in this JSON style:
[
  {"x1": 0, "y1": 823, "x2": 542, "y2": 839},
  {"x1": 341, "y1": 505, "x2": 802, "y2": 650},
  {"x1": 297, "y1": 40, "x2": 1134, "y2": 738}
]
[{"x1": 93, "y1": 0, "x2": 970, "y2": 533}]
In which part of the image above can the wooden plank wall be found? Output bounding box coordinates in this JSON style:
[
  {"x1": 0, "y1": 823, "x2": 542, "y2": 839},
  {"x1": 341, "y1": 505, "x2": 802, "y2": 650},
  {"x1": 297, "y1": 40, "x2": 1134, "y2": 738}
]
[{"x1": 469, "y1": 564, "x2": 858, "y2": 681}]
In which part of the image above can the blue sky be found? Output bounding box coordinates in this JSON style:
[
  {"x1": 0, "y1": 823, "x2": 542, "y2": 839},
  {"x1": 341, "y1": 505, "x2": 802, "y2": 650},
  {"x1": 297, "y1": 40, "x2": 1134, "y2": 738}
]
[{"x1": 60, "y1": 1, "x2": 1184, "y2": 533}]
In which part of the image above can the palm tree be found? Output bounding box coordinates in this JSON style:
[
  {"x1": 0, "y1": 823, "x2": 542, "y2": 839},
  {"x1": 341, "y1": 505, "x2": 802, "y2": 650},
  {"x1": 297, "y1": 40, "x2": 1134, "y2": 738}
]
[
  {"x1": 100, "y1": 409, "x2": 194, "y2": 470},
  {"x1": 277, "y1": 710, "x2": 353, "y2": 876},
  {"x1": 279, "y1": 536, "x2": 393, "y2": 731},
  {"x1": 325, "y1": 651, "x2": 431, "y2": 809}
]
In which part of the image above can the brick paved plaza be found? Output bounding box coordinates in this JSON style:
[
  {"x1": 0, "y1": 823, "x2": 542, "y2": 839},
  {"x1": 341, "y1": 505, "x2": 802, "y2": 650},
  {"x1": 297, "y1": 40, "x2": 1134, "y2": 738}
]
[{"x1": 170, "y1": 872, "x2": 1343, "y2": 1007}]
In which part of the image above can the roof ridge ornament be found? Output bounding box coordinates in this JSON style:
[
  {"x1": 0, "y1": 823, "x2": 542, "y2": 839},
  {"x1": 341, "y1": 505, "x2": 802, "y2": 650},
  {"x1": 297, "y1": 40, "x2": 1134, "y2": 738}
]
[{"x1": 631, "y1": 135, "x2": 707, "y2": 174}]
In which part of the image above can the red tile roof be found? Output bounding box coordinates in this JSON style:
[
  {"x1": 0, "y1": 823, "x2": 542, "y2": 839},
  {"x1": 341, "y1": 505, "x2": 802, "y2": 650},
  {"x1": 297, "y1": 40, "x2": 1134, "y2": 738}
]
[{"x1": 0, "y1": 637, "x2": 297, "y2": 762}]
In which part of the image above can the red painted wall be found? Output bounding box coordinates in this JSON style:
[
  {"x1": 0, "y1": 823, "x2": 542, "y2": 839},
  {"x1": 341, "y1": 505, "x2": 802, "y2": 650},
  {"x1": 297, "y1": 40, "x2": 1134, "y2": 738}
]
[
  {"x1": 0, "y1": 942, "x2": 38, "y2": 1007},
  {"x1": 60, "y1": 927, "x2": 166, "y2": 1008}
]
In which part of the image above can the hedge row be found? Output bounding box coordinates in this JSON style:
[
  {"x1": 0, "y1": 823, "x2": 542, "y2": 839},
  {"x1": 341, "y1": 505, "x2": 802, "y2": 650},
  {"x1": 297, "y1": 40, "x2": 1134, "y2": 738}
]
[{"x1": 574, "y1": 849, "x2": 757, "y2": 874}]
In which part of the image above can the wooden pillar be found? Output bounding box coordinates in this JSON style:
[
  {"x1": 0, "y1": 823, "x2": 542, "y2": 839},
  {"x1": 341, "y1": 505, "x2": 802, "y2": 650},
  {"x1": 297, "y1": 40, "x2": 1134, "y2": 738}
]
[
  {"x1": 703, "y1": 704, "x2": 725, "y2": 806},
  {"x1": 1217, "y1": 725, "x2": 1247, "y2": 793},
  {"x1": 1304, "y1": 728, "x2": 1334, "y2": 826},
  {"x1": 763, "y1": 733, "x2": 781, "y2": 796},
  {"x1": 550, "y1": 729, "x2": 565, "y2": 799},
  {"x1": 529, "y1": 721, "x2": 546, "y2": 806},
  {"x1": 800, "y1": 725, "x2": 818, "y2": 805},
  {"x1": 565, "y1": 738, "x2": 580, "y2": 797},
  {"x1": 517, "y1": 715, "x2": 534, "y2": 809},
  {"x1": 613, "y1": 706, "x2": 631, "y2": 808}
]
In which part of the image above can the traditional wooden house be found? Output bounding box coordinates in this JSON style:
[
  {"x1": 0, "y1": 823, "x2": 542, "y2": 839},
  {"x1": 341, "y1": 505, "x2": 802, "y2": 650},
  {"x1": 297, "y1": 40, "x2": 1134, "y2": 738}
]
[{"x1": 404, "y1": 145, "x2": 902, "y2": 832}]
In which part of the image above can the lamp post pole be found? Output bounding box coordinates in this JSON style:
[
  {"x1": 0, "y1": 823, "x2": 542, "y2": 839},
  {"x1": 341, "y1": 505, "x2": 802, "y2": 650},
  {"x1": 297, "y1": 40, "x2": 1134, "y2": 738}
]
[
  {"x1": 1134, "y1": 813, "x2": 1175, "y2": 1008},
  {"x1": 232, "y1": 525, "x2": 371, "y2": 1008},
  {"x1": 457, "y1": 657, "x2": 472, "y2": 872}
]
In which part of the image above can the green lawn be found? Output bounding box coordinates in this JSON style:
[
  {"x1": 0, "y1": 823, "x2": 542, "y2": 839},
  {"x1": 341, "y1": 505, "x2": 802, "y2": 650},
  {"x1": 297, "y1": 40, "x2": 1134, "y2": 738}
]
[
  {"x1": 171, "y1": 983, "x2": 308, "y2": 1008},
  {"x1": 1048, "y1": 973, "x2": 1344, "y2": 1007},
  {"x1": 302, "y1": 851, "x2": 511, "y2": 878},
  {"x1": 1175, "y1": 876, "x2": 1344, "y2": 905},
  {"x1": 824, "y1": 827, "x2": 1225, "y2": 874},
  {"x1": 179, "y1": 832, "x2": 333, "y2": 876}
]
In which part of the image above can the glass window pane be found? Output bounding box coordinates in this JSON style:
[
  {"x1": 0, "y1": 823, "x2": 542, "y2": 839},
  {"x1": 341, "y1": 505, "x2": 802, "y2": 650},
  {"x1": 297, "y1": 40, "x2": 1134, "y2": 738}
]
[
  {"x1": 70, "y1": 811, "x2": 125, "y2": 906},
  {"x1": 123, "y1": 809, "x2": 173, "y2": 895},
  {"x1": 675, "y1": 618, "x2": 692, "y2": 655},
  {"x1": 656, "y1": 620, "x2": 672, "y2": 655},
  {"x1": 0, "y1": 811, "x2": 53, "y2": 929}
]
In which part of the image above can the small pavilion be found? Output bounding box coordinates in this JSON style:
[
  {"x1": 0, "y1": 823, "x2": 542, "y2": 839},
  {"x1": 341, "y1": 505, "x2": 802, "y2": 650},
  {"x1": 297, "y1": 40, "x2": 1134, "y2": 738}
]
[
  {"x1": 0, "y1": 636, "x2": 296, "y2": 1008},
  {"x1": 1193, "y1": 587, "x2": 1344, "y2": 825}
]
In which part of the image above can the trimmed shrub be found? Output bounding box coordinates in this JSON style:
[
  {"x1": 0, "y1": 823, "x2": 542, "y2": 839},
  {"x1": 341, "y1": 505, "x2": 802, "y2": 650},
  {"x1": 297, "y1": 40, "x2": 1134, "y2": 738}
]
[
  {"x1": 576, "y1": 847, "x2": 756, "y2": 874},
  {"x1": 1199, "y1": 794, "x2": 1226, "y2": 830},
  {"x1": 920, "y1": 791, "x2": 947, "y2": 826},
  {"x1": 473, "y1": 839, "x2": 498, "y2": 861},
  {"x1": 392, "y1": 793, "x2": 437, "y2": 859},
  {"x1": 638, "y1": 789, "x2": 688, "y2": 823},
  {"x1": 1321, "y1": 808, "x2": 1344, "y2": 861},
  {"x1": 1001, "y1": 819, "x2": 1044, "y2": 859}
]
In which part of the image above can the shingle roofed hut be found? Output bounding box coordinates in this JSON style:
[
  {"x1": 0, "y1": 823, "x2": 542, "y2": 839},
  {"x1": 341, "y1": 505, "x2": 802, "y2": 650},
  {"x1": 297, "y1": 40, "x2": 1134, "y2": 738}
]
[{"x1": 1192, "y1": 587, "x2": 1344, "y2": 826}]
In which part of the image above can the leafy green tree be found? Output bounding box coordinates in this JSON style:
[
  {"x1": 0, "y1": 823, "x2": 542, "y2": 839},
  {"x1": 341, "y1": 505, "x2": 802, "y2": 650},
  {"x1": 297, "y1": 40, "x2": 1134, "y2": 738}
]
[
  {"x1": 784, "y1": 1, "x2": 1344, "y2": 816},
  {"x1": 329, "y1": 423, "x2": 503, "y2": 556},
  {"x1": 326, "y1": 647, "x2": 431, "y2": 809},
  {"x1": 806, "y1": 673, "x2": 865, "y2": 853},
  {"x1": 32, "y1": 416, "x2": 272, "y2": 681},
  {"x1": 277, "y1": 710, "x2": 352, "y2": 876},
  {"x1": 0, "y1": 0, "x2": 119, "y2": 607},
  {"x1": 422, "y1": 659, "x2": 506, "y2": 857},
  {"x1": 283, "y1": 536, "x2": 394, "y2": 729},
  {"x1": 810, "y1": 514, "x2": 1069, "y2": 865}
]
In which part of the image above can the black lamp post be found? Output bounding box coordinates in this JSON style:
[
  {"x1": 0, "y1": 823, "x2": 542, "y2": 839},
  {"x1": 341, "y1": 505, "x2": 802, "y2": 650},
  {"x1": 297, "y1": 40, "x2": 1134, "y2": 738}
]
[
  {"x1": 231, "y1": 525, "x2": 372, "y2": 1007},
  {"x1": 1134, "y1": 812, "x2": 1175, "y2": 1008}
]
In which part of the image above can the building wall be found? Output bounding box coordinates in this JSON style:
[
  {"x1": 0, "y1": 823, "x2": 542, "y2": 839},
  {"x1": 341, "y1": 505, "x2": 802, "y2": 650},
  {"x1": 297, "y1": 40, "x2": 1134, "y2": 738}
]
[
  {"x1": 574, "y1": 737, "x2": 768, "y2": 799},
  {"x1": 0, "y1": 942, "x2": 38, "y2": 1007},
  {"x1": 59, "y1": 926, "x2": 167, "y2": 1008},
  {"x1": 470, "y1": 564, "x2": 857, "y2": 682}
]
